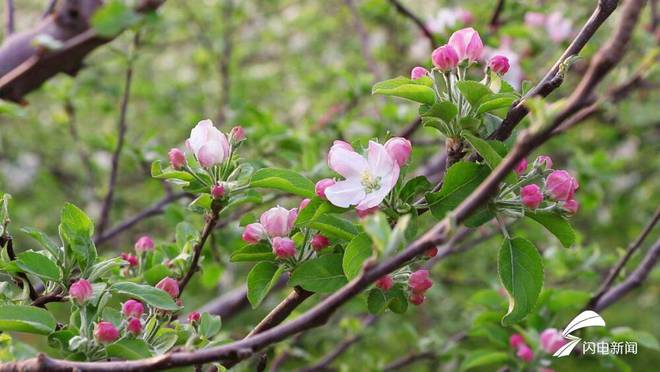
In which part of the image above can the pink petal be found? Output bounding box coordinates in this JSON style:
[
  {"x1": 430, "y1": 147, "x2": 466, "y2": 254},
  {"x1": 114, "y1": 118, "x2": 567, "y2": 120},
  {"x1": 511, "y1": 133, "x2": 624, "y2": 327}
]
[
  {"x1": 325, "y1": 179, "x2": 366, "y2": 208},
  {"x1": 367, "y1": 141, "x2": 396, "y2": 178},
  {"x1": 328, "y1": 146, "x2": 368, "y2": 179}
]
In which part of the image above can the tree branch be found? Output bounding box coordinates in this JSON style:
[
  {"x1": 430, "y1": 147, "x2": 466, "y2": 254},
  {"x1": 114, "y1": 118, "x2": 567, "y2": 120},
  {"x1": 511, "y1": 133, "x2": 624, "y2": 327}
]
[
  {"x1": 4, "y1": 0, "x2": 15, "y2": 36},
  {"x1": 387, "y1": 0, "x2": 436, "y2": 49},
  {"x1": 489, "y1": 0, "x2": 506, "y2": 30},
  {"x1": 177, "y1": 208, "x2": 221, "y2": 294}
]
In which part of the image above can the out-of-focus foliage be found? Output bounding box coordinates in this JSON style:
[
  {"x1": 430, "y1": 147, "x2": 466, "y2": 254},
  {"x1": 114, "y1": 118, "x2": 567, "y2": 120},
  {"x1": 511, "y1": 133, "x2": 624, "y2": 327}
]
[{"x1": 0, "y1": 0, "x2": 658, "y2": 370}]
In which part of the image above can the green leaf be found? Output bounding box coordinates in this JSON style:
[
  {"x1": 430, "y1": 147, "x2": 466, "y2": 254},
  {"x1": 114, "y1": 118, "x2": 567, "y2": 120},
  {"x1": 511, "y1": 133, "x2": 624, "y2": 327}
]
[
  {"x1": 360, "y1": 212, "x2": 390, "y2": 252},
  {"x1": 372, "y1": 77, "x2": 436, "y2": 105},
  {"x1": 456, "y1": 81, "x2": 492, "y2": 108},
  {"x1": 462, "y1": 133, "x2": 516, "y2": 184},
  {"x1": 498, "y1": 237, "x2": 543, "y2": 326},
  {"x1": 247, "y1": 262, "x2": 284, "y2": 308},
  {"x1": 461, "y1": 349, "x2": 510, "y2": 370},
  {"x1": 367, "y1": 285, "x2": 408, "y2": 315},
  {"x1": 251, "y1": 168, "x2": 315, "y2": 198},
  {"x1": 151, "y1": 328, "x2": 178, "y2": 355},
  {"x1": 21, "y1": 227, "x2": 62, "y2": 262},
  {"x1": 199, "y1": 312, "x2": 222, "y2": 339},
  {"x1": 0, "y1": 305, "x2": 57, "y2": 335},
  {"x1": 295, "y1": 197, "x2": 347, "y2": 226},
  {"x1": 143, "y1": 264, "x2": 172, "y2": 286},
  {"x1": 0, "y1": 193, "x2": 10, "y2": 238},
  {"x1": 290, "y1": 254, "x2": 347, "y2": 293},
  {"x1": 219, "y1": 190, "x2": 263, "y2": 218},
  {"x1": 525, "y1": 211, "x2": 576, "y2": 248},
  {"x1": 91, "y1": 0, "x2": 142, "y2": 38},
  {"x1": 16, "y1": 251, "x2": 62, "y2": 282},
  {"x1": 419, "y1": 101, "x2": 458, "y2": 123},
  {"x1": 399, "y1": 176, "x2": 432, "y2": 203},
  {"x1": 476, "y1": 93, "x2": 517, "y2": 115},
  {"x1": 150, "y1": 160, "x2": 193, "y2": 182},
  {"x1": 310, "y1": 214, "x2": 359, "y2": 240},
  {"x1": 230, "y1": 243, "x2": 275, "y2": 262},
  {"x1": 426, "y1": 162, "x2": 494, "y2": 227},
  {"x1": 59, "y1": 203, "x2": 97, "y2": 270},
  {"x1": 106, "y1": 339, "x2": 153, "y2": 360},
  {"x1": 342, "y1": 233, "x2": 372, "y2": 280},
  {"x1": 109, "y1": 282, "x2": 180, "y2": 311}
]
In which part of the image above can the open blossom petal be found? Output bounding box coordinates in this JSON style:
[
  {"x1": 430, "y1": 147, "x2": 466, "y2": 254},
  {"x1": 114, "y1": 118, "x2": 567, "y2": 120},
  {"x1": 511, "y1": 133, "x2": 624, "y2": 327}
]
[
  {"x1": 328, "y1": 145, "x2": 368, "y2": 179},
  {"x1": 325, "y1": 179, "x2": 366, "y2": 208},
  {"x1": 186, "y1": 119, "x2": 230, "y2": 167},
  {"x1": 367, "y1": 141, "x2": 397, "y2": 178}
]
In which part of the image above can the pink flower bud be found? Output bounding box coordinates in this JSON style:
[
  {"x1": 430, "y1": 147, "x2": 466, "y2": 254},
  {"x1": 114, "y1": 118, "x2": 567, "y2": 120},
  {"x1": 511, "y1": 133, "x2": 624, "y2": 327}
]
[
  {"x1": 122, "y1": 300, "x2": 144, "y2": 319},
  {"x1": 563, "y1": 199, "x2": 579, "y2": 215},
  {"x1": 260, "y1": 206, "x2": 296, "y2": 237},
  {"x1": 516, "y1": 344, "x2": 534, "y2": 362},
  {"x1": 524, "y1": 12, "x2": 546, "y2": 28},
  {"x1": 168, "y1": 148, "x2": 186, "y2": 170},
  {"x1": 432, "y1": 45, "x2": 459, "y2": 71},
  {"x1": 242, "y1": 223, "x2": 267, "y2": 244},
  {"x1": 315, "y1": 178, "x2": 336, "y2": 199},
  {"x1": 186, "y1": 119, "x2": 230, "y2": 168},
  {"x1": 509, "y1": 333, "x2": 525, "y2": 348},
  {"x1": 384, "y1": 137, "x2": 412, "y2": 166},
  {"x1": 356, "y1": 206, "x2": 378, "y2": 218},
  {"x1": 156, "y1": 277, "x2": 180, "y2": 298},
  {"x1": 311, "y1": 234, "x2": 330, "y2": 251},
  {"x1": 332, "y1": 140, "x2": 354, "y2": 152},
  {"x1": 69, "y1": 279, "x2": 93, "y2": 304},
  {"x1": 458, "y1": 9, "x2": 474, "y2": 24},
  {"x1": 187, "y1": 311, "x2": 201, "y2": 324},
  {"x1": 126, "y1": 318, "x2": 142, "y2": 336},
  {"x1": 409, "y1": 270, "x2": 433, "y2": 294},
  {"x1": 272, "y1": 237, "x2": 296, "y2": 258},
  {"x1": 521, "y1": 184, "x2": 543, "y2": 209},
  {"x1": 489, "y1": 55, "x2": 510, "y2": 75},
  {"x1": 134, "y1": 235, "x2": 154, "y2": 253},
  {"x1": 375, "y1": 275, "x2": 393, "y2": 291},
  {"x1": 410, "y1": 66, "x2": 429, "y2": 80},
  {"x1": 540, "y1": 328, "x2": 567, "y2": 354},
  {"x1": 94, "y1": 321, "x2": 119, "y2": 343},
  {"x1": 409, "y1": 292, "x2": 425, "y2": 305},
  {"x1": 298, "y1": 198, "x2": 311, "y2": 211},
  {"x1": 515, "y1": 158, "x2": 528, "y2": 175},
  {"x1": 448, "y1": 27, "x2": 483, "y2": 62},
  {"x1": 424, "y1": 247, "x2": 438, "y2": 258},
  {"x1": 545, "y1": 170, "x2": 579, "y2": 201},
  {"x1": 535, "y1": 155, "x2": 553, "y2": 169},
  {"x1": 120, "y1": 253, "x2": 138, "y2": 267},
  {"x1": 211, "y1": 184, "x2": 225, "y2": 199},
  {"x1": 229, "y1": 126, "x2": 246, "y2": 142}
]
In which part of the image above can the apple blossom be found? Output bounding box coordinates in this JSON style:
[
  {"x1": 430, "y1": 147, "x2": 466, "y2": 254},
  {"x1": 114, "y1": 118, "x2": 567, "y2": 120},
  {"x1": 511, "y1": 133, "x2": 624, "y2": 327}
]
[
  {"x1": 272, "y1": 237, "x2": 296, "y2": 258},
  {"x1": 356, "y1": 206, "x2": 379, "y2": 218},
  {"x1": 545, "y1": 170, "x2": 579, "y2": 201},
  {"x1": 517, "y1": 344, "x2": 534, "y2": 362},
  {"x1": 514, "y1": 158, "x2": 528, "y2": 175},
  {"x1": 489, "y1": 55, "x2": 510, "y2": 75},
  {"x1": 126, "y1": 318, "x2": 142, "y2": 336},
  {"x1": 521, "y1": 184, "x2": 543, "y2": 209},
  {"x1": 242, "y1": 223, "x2": 267, "y2": 244},
  {"x1": 168, "y1": 148, "x2": 185, "y2": 169},
  {"x1": 409, "y1": 270, "x2": 433, "y2": 294},
  {"x1": 120, "y1": 252, "x2": 138, "y2": 267},
  {"x1": 229, "y1": 126, "x2": 245, "y2": 143},
  {"x1": 375, "y1": 275, "x2": 394, "y2": 291},
  {"x1": 324, "y1": 141, "x2": 400, "y2": 211},
  {"x1": 70, "y1": 279, "x2": 93, "y2": 304},
  {"x1": 546, "y1": 11, "x2": 572, "y2": 43},
  {"x1": 94, "y1": 321, "x2": 119, "y2": 343},
  {"x1": 315, "y1": 178, "x2": 336, "y2": 199},
  {"x1": 122, "y1": 300, "x2": 144, "y2": 319},
  {"x1": 410, "y1": 66, "x2": 428, "y2": 80},
  {"x1": 563, "y1": 199, "x2": 579, "y2": 215},
  {"x1": 260, "y1": 206, "x2": 297, "y2": 237},
  {"x1": 509, "y1": 333, "x2": 525, "y2": 348},
  {"x1": 311, "y1": 234, "x2": 330, "y2": 251},
  {"x1": 298, "y1": 198, "x2": 311, "y2": 211},
  {"x1": 535, "y1": 155, "x2": 553, "y2": 169},
  {"x1": 384, "y1": 137, "x2": 412, "y2": 166},
  {"x1": 188, "y1": 311, "x2": 201, "y2": 324},
  {"x1": 186, "y1": 119, "x2": 231, "y2": 167},
  {"x1": 409, "y1": 293, "x2": 425, "y2": 305},
  {"x1": 540, "y1": 328, "x2": 567, "y2": 354},
  {"x1": 332, "y1": 140, "x2": 354, "y2": 152},
  {"x1": 156, "y1": 277, "x2": 180, "y2": 298},
  {"x1": 211, "y1": 184, "x2": 225, "y2": 199},
  {"x1": 431, "y1": 45, "x2": 459, "y2": 71},
  {"x1": 134, "y1": 235, "x2": 154, "y2": 253},
  {"x1": 524, "y1": 12, "x2": 546, "y2": 28},
  {"x1": 424, "y1": 247, "x2": 438, "y2": 258},
  {"x1": 448, "y1": 27, "x2": 483, "y2": 62}
]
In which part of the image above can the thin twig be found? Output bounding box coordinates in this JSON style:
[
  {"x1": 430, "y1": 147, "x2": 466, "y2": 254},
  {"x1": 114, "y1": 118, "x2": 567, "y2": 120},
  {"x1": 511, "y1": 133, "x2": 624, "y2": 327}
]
[
  {"x1": 178, "y1": 209, "x2": 221, "y2": 294},
  {"x1": 96, "y1": 33, "x2": 140, "y2": 236},
  {"x1": 4, "y1": 0, "x2": 14, "y2": 36},
  {"x1": 387, "y1": 0, "x2": 436, "y2": 49},
  {"x1": 1, "y1": 235, "x2": 38, "y2": 302},
  {"x1": 489, "y1": 0, "x2": 506, "y2": 29}
]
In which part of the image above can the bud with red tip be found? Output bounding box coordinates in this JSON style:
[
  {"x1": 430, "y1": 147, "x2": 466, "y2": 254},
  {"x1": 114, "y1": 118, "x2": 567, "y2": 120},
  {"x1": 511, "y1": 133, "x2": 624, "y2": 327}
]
[
  {"x1": 211, "y1": 184, "x2": 225, "y2": 199},
  {"x1": 298, "y1": 198, "x2": 311, "y2": 212},
  {"x1": 489, "y1": 55, "x2": 510, "y2": 75},
  {"x1": 311, "y1": 234, "x2": 330, "y2": 251},
  {"x1": 540, "y1": 328, "x2": 567, "y2": 354},
  {"x1": 122, "y1": 300, "x2": 144, "y2": 319},
  {"x1": 168, "y1": 148, "x2": 186, "y2": 170},
  {"x1": 409, "y1": 292, "x2": 425, "y2": 305},
  {"x1": 514, "y1": 158, "x2": 528, "y2": 176},
  {"x1": 70, "y1": 279, "x2": 93, "y2": 304},
  {"x1": 384, "y1": 137, "x2": 412, "y2": 166},
  {"x1": 126, "y1": 318, "x2": 142, "y2": 336},
  {"x1": 432, "y1": 45, "x2": 459, "y2": 71},
  {"x1": 187, "y1": 311, "x2": 201, "y2": 324},
  {"x1": 520, "y1": 184, "x2": 543, "y2": 209},
  {"x1": 535, "y1": 155, "x2": 553, "y2": 169},
  {"x1": 156, "y1": 277, "x2": 180, "y2": 298},
  {"x1": 120, "y1": 253, "x2": 138, "y2": 267},
  {"x1": 545, "y1": 170, "x2": 579, "y2": 201},
  {"x1": 134, "y1": 235, "x2": 154, "y2": 253},
  {"x1": 424, "y1": 247, "x2": 438, "y2": 258},
  {"x1": 408, "y1": 270, "x2": 433, "y2": 294},
  {"x1": 229, "y1": 126, "x2": 246, "y2": 143},
  {"x1": 517, "y1": 345, "x2": 534, "y2": 362},
  {"x1": 94, "y1": 321, "x2": 119, "y2": 343},
  {"x1": 563, "y1": 199, "x2": 579, "y2": 215},
  {"x1": 375, "y1": 275, "x2": 394, "y2": 291},
  {"x1": 410, "y1": 66, "x2": 429, "y2": 80},
  {"x1": 272, "y1": 237, "x2": 296, "y2": 258},
  {"x1": 448, "y1": 27, "x2": 483, "y2": 62},
  {"x1": 242, "y1": 223, "x2": 267, "y2": 244},
  {"x1": 356, "y1": 206, "x2": 378, "y2": 218},
  {"x1": 509, "y1": 333, "x2": 525, "y2": 348},
  {"x1": 315, "y1": 179, "x2": 336, "y2": 199}
]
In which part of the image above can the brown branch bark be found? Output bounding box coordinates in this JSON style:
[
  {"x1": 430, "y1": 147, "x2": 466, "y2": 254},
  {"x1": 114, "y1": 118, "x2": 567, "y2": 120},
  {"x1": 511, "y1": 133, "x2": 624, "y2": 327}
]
[
  {"x1": 4, "y1": 0, "x2": 15, "y2": 36},
  {"x1": 177, "y1": 209, "x2": 221, "y2": 294},
  {"x1": 387, "y1": 0, "x2": 436, "y2": 49},
  {"x1": 0, "y1": 0, "x2": 165, "y2": 103},
  {"x1": 489, "y1": 0, "x2": 506, "y2": 29}
]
